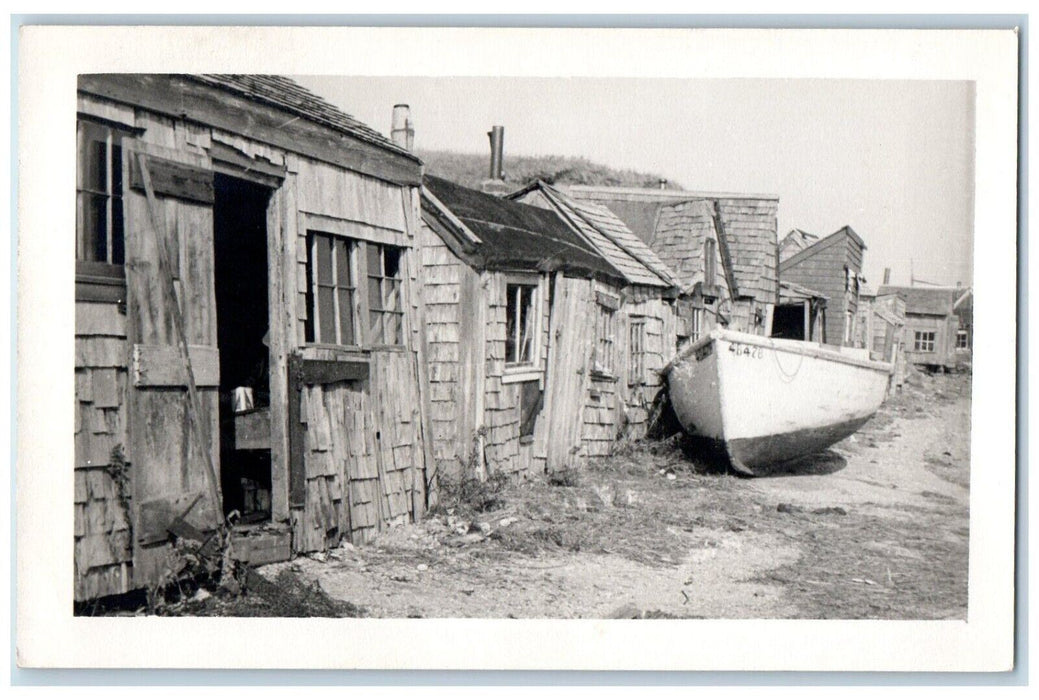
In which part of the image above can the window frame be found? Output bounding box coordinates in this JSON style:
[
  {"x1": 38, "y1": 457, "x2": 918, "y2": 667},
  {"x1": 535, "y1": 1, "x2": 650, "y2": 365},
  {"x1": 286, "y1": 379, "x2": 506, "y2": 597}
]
[
  {"x1": 592, "y1": 293, "x2": 619, "y2": 379},
  {"x1": 703, "y1": 237, "x2": 717, "y2": 289},
  {"x1": 304, "y1": 230, "x2": 360, "y2": 349},
  {"x1": 956, "y1": 329, "x2": 970, "y2": 350},
  {"x1": 366, "y1": 242, "x2": 406, "y2": 348},
  {"x1": 502, "y1": 273, "x2": 543, "y2": 383},
  {"x1": 914, "y1": 330, "x2": 937, "y2": 353},
  {"x1": 76, "y1": 118, "x2": 128, "y2": 286},
  {"x1": 302, "y1": 223, "x2": 410, "y2": 352},
  {"x1": 628, "y1": 317, "x2": 647, "y2": 386}
]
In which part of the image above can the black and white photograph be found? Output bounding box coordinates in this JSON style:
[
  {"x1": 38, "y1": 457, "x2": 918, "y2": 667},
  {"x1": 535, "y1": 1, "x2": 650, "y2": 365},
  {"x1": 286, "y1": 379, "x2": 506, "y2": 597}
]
[{"x1": 15, "y1": 24, "x2": 1018, "y2": 672}]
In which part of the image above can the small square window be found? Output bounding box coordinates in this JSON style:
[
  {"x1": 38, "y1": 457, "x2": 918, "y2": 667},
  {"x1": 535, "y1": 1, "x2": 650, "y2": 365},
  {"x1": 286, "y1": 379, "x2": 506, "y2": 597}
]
[
  {"x1": 956, "y1": 329, "x2": 969, "y2": 350},
  {"x1": 914, "y1": 331, "x2": 936, "y2": 353}
]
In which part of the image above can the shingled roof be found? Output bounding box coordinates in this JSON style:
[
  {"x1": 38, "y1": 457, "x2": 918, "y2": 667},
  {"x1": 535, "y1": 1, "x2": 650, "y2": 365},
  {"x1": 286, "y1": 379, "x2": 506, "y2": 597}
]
[
  {"x1": 508, "y1": 182, "x2": 679, "y2": 289},
  {"x1": 422, "y1": 175, "x2": 620, "y2": 281},
  {"x1": 190, "y1": 74, "x2": 420, "y2": 162},
  {"x1": 562, "y1": 184, "x2": 780, "y2": 245},
  {"x1": 651, "y1": 196, "x2": 778, "y2": 306},
  {"x1": 876, "y1": 285, "x2": 959, "y2": 317}
]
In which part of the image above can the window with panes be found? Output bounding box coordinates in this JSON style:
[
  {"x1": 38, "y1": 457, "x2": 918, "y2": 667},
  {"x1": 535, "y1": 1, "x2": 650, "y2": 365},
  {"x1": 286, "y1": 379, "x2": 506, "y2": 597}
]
[
  {"x1": 594, "y1": 302, "x2": 616, "y2": 375},
  {"x1": 914, "y1": 331, "x2": 936, "y2": 352},
  {"x1": 505, "y1": 282, "x2": 537, "y2": 365},
  {"x1": 76, "y1": 120, "x2": 125, "y2": 265},
  {"x1": 305, "y1": 232, "x2": 357, "y2": 346},
  {"x1": 367, "y1": 243, "x2": 405, "y2": 346}
]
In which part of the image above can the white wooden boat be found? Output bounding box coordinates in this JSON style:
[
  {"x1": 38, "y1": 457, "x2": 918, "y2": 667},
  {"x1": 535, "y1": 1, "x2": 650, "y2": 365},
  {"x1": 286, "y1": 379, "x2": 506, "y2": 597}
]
[{"x1": 663, "y1": 328, "x2": 893, "y2": 475}]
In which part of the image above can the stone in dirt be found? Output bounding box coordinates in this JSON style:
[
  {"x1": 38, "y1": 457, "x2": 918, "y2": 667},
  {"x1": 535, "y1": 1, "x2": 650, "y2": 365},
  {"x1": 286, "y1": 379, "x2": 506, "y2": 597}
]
[{"x1": 777, "y1": 503, "x2": 805, "y2": 514}]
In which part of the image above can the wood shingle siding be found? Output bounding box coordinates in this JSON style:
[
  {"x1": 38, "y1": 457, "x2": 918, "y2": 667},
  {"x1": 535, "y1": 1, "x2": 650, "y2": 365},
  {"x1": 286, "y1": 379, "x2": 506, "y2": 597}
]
[{"x1": 75, "y1": 75, "x2": 432, "y2": 598}]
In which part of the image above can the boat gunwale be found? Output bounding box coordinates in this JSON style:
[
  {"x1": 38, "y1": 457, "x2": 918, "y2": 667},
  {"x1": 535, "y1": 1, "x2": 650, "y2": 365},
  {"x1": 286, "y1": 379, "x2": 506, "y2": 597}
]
[{"x1": 662, "y1": 328, "x2": 894, "y2": 376}]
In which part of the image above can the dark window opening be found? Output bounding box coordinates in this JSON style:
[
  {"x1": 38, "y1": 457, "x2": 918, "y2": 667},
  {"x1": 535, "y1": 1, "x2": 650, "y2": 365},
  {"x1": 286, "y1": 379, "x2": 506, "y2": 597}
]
[
  {"x1": 519, "y1": 380, "x2": 544, "y2": 439},
  {"x1": 771, "y1": 304, "x2": 807, "y2": 341}
]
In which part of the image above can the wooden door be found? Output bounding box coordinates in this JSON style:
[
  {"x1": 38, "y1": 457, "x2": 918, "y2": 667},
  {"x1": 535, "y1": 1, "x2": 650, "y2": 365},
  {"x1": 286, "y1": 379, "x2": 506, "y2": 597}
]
[
  {"x1": 124, "y1": 152, "x2": 222, "y2": 587},
  {"x1": 543, "y1": 276, "x2": 596, "y2": 473}
]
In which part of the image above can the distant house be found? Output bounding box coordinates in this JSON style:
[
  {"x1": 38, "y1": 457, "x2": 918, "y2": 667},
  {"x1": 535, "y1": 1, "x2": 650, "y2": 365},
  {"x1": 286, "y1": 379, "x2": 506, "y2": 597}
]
[
  {"x1": 562, "y1": 185, "x2": 780, "y2": 340},
  {"x1": 779, "y1": 225, "x2": 868, "y2": 347},
  {"x1": 420, "y1": 174, "x2": 679, "y2": 479},
  {"x1": 779, "y1": 228, "x2": 821, "y2": 262},
  {"x1": 876, "y1": 285, "x2": 965, "y2": 371}
]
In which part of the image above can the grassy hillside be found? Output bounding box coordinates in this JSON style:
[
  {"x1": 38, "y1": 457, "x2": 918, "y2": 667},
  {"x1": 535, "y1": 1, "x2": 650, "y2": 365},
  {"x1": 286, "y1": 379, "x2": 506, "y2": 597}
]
[{"x1": 417, "y1": 149, "x2": 683, "y2": 191}]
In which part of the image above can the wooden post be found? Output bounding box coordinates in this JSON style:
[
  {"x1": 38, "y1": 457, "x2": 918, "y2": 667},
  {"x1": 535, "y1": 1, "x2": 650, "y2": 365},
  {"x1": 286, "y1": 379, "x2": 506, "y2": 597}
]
[
  {"x1": 803, "y1": 301, "x2": 810, "y2": 341},
  {"x1": 136, "y1": 153, "x2": 223, "y2": 531}
]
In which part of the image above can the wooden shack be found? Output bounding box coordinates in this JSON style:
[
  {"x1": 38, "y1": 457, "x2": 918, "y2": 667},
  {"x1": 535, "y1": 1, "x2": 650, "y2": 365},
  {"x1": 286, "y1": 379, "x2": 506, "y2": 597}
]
[
  {"x1": 508, "y1": 182, "x2": 682, "y2": 461},
  {"x1": 421, "y1": 173, "x2": 682, "y2": 476},
  {"x1": 74, "y1": 74, "x2": 432, "y2": 600},
  {"x1": 779, "y1": 225, "x2": 868, "y2": 347},
  {"x1": 876, "y1": 285, "x2": 964, "y2": 371},
  {"x1": 563, "y1": 186, "x2": 780, "y2": 338}
]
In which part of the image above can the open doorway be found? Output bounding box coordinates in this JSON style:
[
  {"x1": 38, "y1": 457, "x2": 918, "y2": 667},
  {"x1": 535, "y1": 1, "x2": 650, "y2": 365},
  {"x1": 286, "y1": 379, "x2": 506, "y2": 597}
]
[{"x1": 213, "y1": 173, "x2": 272, "y2": 523}]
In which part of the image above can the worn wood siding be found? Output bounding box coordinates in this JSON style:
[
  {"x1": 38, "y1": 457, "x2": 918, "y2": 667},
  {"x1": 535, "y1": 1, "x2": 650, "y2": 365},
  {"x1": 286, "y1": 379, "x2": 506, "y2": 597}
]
[
  {"x1": 288, "y1": 158, "x2": 430, "y2": 551},
  {"x1": 74, "y1": 303, "x2": 132, "y2": 600}
]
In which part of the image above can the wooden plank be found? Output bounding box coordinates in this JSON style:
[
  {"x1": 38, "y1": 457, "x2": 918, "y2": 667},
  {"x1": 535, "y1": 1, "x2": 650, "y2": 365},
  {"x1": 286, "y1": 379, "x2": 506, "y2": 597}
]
[
  {"x1": 299, "y1": 359, "x2": 369, "y2": 384},
  {"x1": 235, "y1": 408, "x2": 271, "y2": 450},
  {"x1": 130, "y1": 154, "x2": 214, "y2": 204},
  {"x1": 79, "y1": 74, "x2": 422, "y2": 187},
  {"x1": 76, "y1": 302, "x2": 128, "y2": 338},
  {"x1": 132, "y1": 343, "x2": 219, "y2": 387}
]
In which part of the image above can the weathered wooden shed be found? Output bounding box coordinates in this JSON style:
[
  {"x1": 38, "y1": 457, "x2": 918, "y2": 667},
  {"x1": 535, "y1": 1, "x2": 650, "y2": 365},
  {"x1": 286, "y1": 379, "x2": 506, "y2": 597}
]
[
  {"x1": 420, "y1": 175, "x2": 641, "y2": 477},
  {"x1": 563, "y1": 186, "x2": 780, "y2": 338},
  {"x1": 779, "y1": 225, "x2": 868, "y2": 347},
  {"x1": 508, "y1": 182, "x2": 682, "y2": 460},
  {"x1": 74, "y1": 74, "x2": 433, "y2": 600},
  {"x1": 876, "y1": 285, "x2": 963, "y2": 371}
]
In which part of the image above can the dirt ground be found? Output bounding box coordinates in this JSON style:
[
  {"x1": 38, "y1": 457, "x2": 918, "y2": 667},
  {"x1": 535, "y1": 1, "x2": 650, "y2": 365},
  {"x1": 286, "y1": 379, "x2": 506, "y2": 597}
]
[{"x1": 165, "y1": 371, "x2": 971, "y2": 620}]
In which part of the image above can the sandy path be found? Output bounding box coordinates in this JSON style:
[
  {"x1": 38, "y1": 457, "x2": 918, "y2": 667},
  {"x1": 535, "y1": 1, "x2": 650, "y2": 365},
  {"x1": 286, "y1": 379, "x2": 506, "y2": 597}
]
[{"x1": 260, "y1": 375, "x2": 970, "y2": 619}]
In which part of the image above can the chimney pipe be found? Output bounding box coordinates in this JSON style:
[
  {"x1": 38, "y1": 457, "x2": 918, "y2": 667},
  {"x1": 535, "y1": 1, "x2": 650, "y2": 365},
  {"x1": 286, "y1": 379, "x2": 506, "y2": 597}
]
[
  {"x1": 487, "y1": 126, "x2": 504, "y2": 181},
  {"x1": 883, "y1": 268, "x2": 891, "y2": 285},
  {"x1": 391, "y1": 104, "x2": 414, "y2": 151},
  {"x1": 658, "y1": 178, "x2": 668, "y2": 190}
]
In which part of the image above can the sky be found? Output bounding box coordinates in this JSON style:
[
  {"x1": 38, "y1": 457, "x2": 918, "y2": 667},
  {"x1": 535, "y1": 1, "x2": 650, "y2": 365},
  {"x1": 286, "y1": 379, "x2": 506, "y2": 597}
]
[{"x1": 297, "y1": 76, "x2": 975, "y2": 289}]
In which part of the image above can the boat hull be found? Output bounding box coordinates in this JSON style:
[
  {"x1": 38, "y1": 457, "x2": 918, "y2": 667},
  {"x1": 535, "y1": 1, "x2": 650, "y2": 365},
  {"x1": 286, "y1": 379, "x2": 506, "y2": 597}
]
[{"x1": 665, "y1": 329, "x2": 892, "y2": 473}]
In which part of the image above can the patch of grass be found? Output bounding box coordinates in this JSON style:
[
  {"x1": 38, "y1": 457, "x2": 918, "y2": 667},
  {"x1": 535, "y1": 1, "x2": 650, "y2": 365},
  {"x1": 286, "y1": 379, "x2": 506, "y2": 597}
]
[{"x1": 432, "y1": 468, "x2": 509, "y2": 517}]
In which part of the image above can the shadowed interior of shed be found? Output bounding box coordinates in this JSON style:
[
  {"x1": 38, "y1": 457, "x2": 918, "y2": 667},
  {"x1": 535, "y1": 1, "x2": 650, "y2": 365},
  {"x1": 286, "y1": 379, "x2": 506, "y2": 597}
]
[{"x1": 214, "y1": 173, "x2": 273, "y2": 522}]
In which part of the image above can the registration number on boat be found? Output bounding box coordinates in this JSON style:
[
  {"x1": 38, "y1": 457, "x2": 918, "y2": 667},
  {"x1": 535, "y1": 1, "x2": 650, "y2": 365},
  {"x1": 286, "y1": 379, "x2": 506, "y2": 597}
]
[{"x1": 728, "y1": 342, "x2": 764, "y2": 359}]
